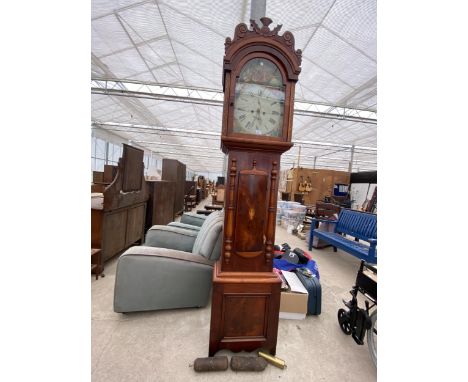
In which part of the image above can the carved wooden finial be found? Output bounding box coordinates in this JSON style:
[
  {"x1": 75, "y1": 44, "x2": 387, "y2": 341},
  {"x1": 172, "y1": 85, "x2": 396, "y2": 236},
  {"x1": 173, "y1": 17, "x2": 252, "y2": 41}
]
[
  {"x1": 250, "y1": 17, "x2": 282, "y2": 37},
  {"x1": 226, "y1": 18, "x2": 302, "y2": 72},
  {"x1": 260, "y1": 17, "x2": 272, "y2": 27}
]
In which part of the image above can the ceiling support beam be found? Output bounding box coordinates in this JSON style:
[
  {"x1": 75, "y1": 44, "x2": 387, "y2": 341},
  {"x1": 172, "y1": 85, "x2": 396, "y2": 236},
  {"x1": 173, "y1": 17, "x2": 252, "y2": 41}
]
[
  {"x1": 93, "y1": 121, "x2": 376, "y2": 151},
  {"x1": 114, "y1": 12, "x2": 159, "y2": 83},
  {"x1": 91, "y1": 79, "x2": 377, "y2": 124},
  {"x1": 131, "y1": 139, "x2": 375, "y2": 165}
]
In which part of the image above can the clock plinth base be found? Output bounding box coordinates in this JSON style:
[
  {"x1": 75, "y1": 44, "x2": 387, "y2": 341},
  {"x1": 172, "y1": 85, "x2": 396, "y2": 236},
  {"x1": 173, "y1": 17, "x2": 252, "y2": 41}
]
[{"x1": 208, "y1": 261, "x2": 281, "y2": 356}]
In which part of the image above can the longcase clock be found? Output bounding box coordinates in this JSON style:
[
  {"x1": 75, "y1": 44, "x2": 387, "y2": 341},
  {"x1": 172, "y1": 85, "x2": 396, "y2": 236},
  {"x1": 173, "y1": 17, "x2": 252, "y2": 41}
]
[{"x1": 208, "y1": 17, "x2": 302, "y2": 356}]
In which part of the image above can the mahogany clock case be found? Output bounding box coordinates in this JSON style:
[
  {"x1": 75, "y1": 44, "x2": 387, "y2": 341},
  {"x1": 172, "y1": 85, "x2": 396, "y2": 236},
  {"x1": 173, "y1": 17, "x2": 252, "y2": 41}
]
[{"x1": 208, "y1": 18, "x2": 302, "y2": 357}]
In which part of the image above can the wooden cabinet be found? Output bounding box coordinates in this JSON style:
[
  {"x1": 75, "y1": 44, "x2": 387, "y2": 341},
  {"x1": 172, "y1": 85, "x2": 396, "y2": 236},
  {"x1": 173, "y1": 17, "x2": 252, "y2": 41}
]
[
  {"x1": 91, "y1": 144, "x2": 148, "y2": 265},
  {"x1": 162, "y1": 159, "x2": 186, "y2": 216},
  {"x1": 92, "y1": 203, "x2": 146, "y2": 263},
  {"x1": 145, "y1": 180, "x2": 175, "y2": 232}
]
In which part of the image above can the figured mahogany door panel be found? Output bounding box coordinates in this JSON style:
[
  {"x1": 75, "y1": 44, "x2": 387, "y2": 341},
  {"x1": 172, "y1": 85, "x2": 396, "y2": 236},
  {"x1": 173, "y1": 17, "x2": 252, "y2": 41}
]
[
  {"x1": 234, "y1": 170, "x2": 268, "y2": 257},
  {"x1": 222, "y1": 294, "x2": 269, "y2": 338}
]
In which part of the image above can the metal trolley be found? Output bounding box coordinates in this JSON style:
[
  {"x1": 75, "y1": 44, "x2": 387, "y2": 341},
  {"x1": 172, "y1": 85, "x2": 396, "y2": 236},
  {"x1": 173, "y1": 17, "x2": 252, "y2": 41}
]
[{"x1": 338, "y1": 260, "x2": 377, "y2": 367}]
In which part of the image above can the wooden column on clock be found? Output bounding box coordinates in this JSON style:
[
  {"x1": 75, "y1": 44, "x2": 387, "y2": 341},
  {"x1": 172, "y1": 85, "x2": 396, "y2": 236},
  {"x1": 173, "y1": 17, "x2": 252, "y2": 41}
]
[{"x1": 208, "y1": 17, "x2": 302, "y2": 356}]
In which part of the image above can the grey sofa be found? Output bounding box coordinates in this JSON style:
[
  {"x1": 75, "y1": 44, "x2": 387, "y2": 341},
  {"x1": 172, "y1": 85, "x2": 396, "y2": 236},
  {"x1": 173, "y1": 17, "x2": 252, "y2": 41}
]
[{"x1": 113, "y1": 210, "x2": 224, "y2": 313}]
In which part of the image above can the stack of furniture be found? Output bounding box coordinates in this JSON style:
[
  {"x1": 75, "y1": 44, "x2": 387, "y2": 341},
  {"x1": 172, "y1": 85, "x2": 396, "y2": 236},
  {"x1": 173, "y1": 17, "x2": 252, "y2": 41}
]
[
  {"x1": 279, "y1": 168, "x2": 350, "y2": 207},
  {"x1": 197, "y1": 175, "x2": 207, "y2": 202},
  {"x1": 184, "y1": 180, "x2": 197, "y2": 211},
  {"x1": 91, "y1": 144, "x2": 148, "y2": 274},
  {"x1": 144, "y1": 180, "x2": 175, "y2": 232},
  {"x1": 162, "y1": 159, "x2": 186, "y2": 216}
]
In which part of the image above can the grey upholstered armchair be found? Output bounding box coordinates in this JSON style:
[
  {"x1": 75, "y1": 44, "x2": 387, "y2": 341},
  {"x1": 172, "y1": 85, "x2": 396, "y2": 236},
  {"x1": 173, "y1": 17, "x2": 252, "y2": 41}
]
[
  {"x1": 113, "y1": 210, "x2": 224, "y2": 313},
  {"x1": 166, "y1": 211, "x2": 210, "y2": 232}
]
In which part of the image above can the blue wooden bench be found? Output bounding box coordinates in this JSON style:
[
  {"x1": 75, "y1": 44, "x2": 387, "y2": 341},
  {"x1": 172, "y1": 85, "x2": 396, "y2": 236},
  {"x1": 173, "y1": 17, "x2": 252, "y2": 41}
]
[{"x1": 308, "y1": 209, "x2": 377, "y2": 264}]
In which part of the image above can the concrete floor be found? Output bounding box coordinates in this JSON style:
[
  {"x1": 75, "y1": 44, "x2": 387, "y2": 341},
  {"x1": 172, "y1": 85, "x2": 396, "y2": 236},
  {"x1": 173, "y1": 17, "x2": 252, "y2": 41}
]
[{"x1": 92, "y1": 207, "x2": 377, "y2": 382}]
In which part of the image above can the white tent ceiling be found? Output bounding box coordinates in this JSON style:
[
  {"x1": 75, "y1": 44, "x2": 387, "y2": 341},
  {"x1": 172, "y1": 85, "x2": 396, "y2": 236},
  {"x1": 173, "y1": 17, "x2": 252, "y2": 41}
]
[{"x1": 91, "y1": 0, "x2": 377, "y2": 174}]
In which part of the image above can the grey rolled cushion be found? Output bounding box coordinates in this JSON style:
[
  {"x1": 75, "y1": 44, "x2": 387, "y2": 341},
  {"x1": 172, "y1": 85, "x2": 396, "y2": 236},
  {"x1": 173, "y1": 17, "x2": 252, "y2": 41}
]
[
  {"x1": 144, "y1": 225, "x2": 198, "y2": 252},
  {"x1": 192, "y1": 211, "x2": 224, "y2": 261},
  {"x1": 180, "y1": 212, "x2": 207, "y2": 227},
  {"x1": 168, "y1": 222, "x2": 202, "y2": 232},
  {"x1": 114, "y1": 246, "x2": 214, "y2": 313}
]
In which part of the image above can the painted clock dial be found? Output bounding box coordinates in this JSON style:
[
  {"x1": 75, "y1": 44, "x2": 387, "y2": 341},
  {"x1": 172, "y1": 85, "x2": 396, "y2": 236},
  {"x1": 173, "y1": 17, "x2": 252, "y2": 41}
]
[{"x1": 233, "y1": 58, "x2": 285, "y2": 137}]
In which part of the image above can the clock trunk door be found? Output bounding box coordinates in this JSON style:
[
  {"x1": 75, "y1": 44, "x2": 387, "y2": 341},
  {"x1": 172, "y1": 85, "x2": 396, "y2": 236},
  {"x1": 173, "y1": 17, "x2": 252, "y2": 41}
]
[
  {"x1": 234, "y1": 168, "x2": 268, "y2": 258},
  {"x1": 221, "y1": 151, "x2": 280, "y2": 273}
]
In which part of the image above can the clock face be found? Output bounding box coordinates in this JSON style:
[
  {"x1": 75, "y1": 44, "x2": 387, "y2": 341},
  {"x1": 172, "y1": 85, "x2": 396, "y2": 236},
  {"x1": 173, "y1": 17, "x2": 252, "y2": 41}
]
[{"x1": 233, "y1": 58, "x2": 285, "y2": 137}]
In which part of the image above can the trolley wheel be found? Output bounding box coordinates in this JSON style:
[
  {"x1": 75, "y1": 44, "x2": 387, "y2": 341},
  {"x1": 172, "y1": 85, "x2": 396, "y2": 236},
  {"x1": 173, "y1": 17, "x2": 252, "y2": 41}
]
[
  {"x1": 367, "y1": 310, "x2": 377, "y2": 367},
  {"x1": 338, "y1": 308, "x2": 352, "y2": 335}
]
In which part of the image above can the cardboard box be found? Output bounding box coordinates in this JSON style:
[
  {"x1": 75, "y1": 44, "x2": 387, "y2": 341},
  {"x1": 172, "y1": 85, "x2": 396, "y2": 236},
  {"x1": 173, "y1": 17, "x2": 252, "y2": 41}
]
[{"x1": 279, "y1": 290, "x2": 308, "y2": 320}]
